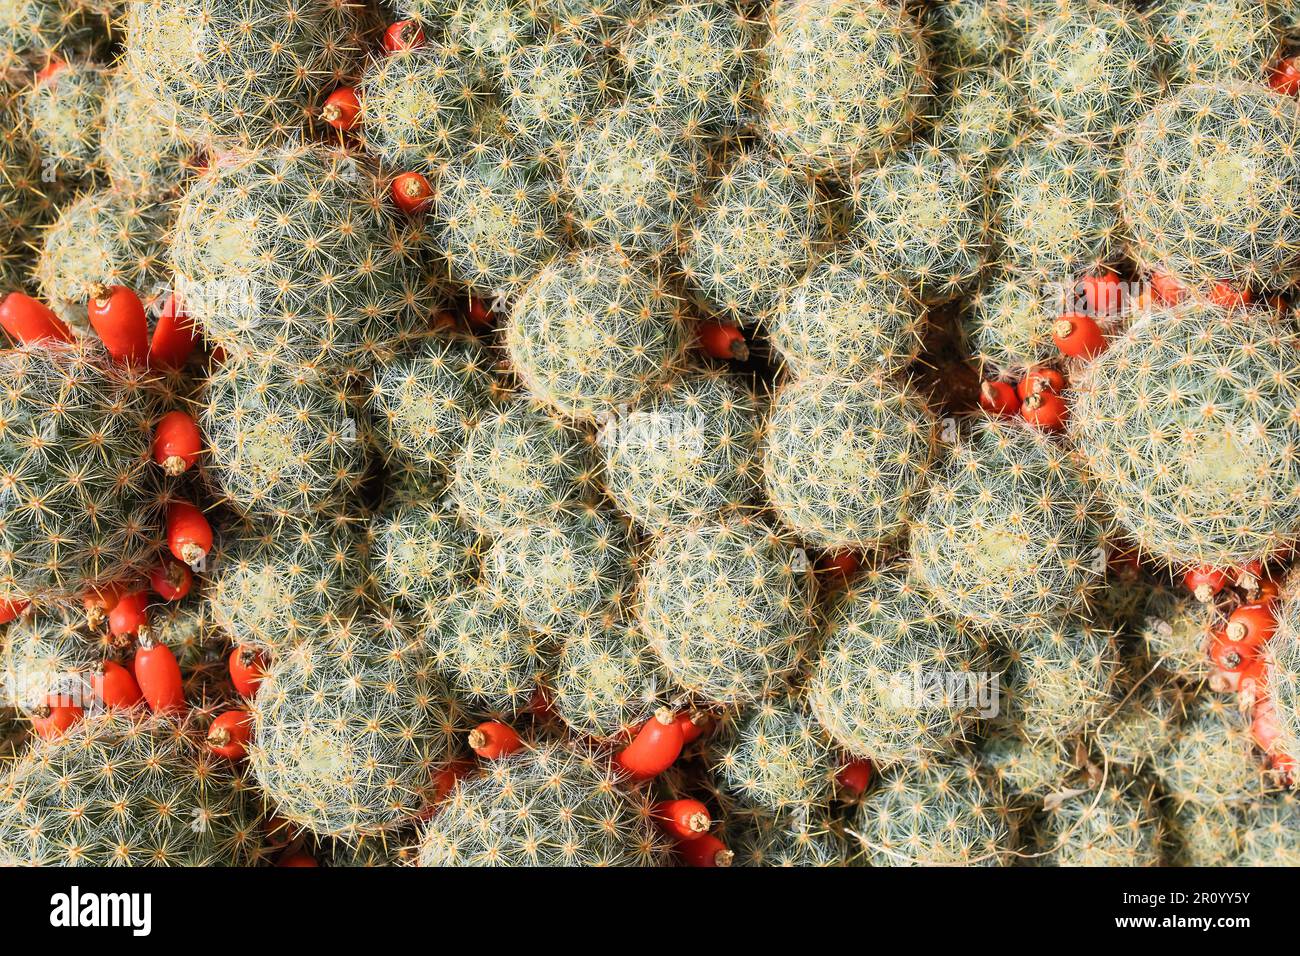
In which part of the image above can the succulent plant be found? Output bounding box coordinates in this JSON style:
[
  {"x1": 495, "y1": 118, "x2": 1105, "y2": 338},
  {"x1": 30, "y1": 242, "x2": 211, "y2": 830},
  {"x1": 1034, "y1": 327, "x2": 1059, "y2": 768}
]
[
  {"x1": 962, "y1": 269, "x2": 1059, "y2": 374},
  {"x1": 716, "y1": 694, "x2": 838, "y2": 815},
  {"x1": 1090, "y1": 672, "x2": 1188, "y2": 770},
  {"x1": 550, "y1": 612, "x2": 667, "y2": 741},
  {"x1": 1151, "y1": 695, "x2": 1268, "y2": 808},
  {"x1": 22, "y1": 58, "x2": 107, "y2": 182},
  {"x1": 0, "y1": 0, "x2": 110, "y2": 75},
  {"x1": 926, "y1": 0, "x2": 1028, "y2": 70},
  {"x1": 498, "y1": 37, "x2": 610, "y2": 165},
  {"x1": 729, "y1": 810, "x2": 860, "y2": 867},
  {"x1": 436, "y1": 0, "x2": 548, "y2": 76},
  {"x1": 1035, "y1": 780, "x2": 1163, "y2": 867},
  {"x1": 1154, "y1": 0, "x2": 1280, "y2": 85},
  {"x1": 1134, "y1": 584, "x2": 1214, "y2": 682},
  {"x1": 0, "y1": 605, "x2": 105, "y2": 715},
  {"x1": 1000, "y1": 619, "x2": 1121, "y2": 744},
  {"x1": 0, "y1": 85, "x2": 58, "y2": 291},
  {"x1": 100, "y1": 70, "x2": 195, "y2": 198},
  {"x1": 977, "y1": 726, "x2": 1074, "y2": 797},
  {"x1": 1070, "y1": 301, "x2": 1300, "y2": 568},
  {"x1": 1237, "y1": 792, "x2": 1300, "y2": 865},
  {"x1": 1168, "y1": 801, "x2": 1244, "y2": 866},
  {"x1": 763, "y1": 372, "x2": 937, "y2": 551},
  {"x1": 372, "y1": 500, "x2": 482, "y2": 609},
  {"x1": 547, "y1": 0, "x2": 648, "y2": 52},
  {"x1": 637, "y1": 516, "x2": 815, "y2": 706},
  {"x1": 935, "y1": 66, "x2": 1027, "y2": 166}
]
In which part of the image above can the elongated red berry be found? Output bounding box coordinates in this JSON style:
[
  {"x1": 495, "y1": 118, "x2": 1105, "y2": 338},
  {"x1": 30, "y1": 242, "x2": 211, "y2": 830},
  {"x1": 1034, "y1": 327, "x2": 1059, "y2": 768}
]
[
  {"x1": 208, "y1": 710, "x2": 253, "y2": 760},
  {"x1": 93, "y1": 660, "x2": 143, "y2": 709},
  {"x1": 321, "y1": 86, "x2": 361, "y2": 131},
  {"x1": 433, "y1": 759, "x2": 474, "y2": 803},
  {"x1": 384, "y1": 19, "x2": 425, "y2": 52},
  {"x1": 108, "y1": 591, "x2": 150, "y2": 639},
  {"x1": 0, "y1": 292, "x2": 73, "y2": 344},
  {"x1": 675, "y1": 711, "x2": 708, "y2": 745},
  {"x1": 679, "y1": 833, "x2": 733, "y2": 867},
  {"x1": 615, "y1": 708, "x2": 684, "y2": 780},
  {"x1": 153, "y1": 410, "x2": 202, "y2": 476},
  {"x1": 979, "y1": 380, "x2": 1019, "y2": 416},
  {"x1": 1208, "y1": 629, "x2": 1264, "y2": 675},
  {"x1": 836, "y1": 758, "x2": 873, "y2": 796},
  {"x1": 148, "y1": 293, "x2": 199, "y2": 369},
  {"x1": 468, "y1": 721, "x2": 522, "y2": 759},
  {"x1": 1184, "y1": 566, "x2": 1228, "y2": 603},
  {"x1": 1208, "y1": 281, "x2": 1253, "y2": 309},
  {"x1": 167, "y1": 501, "x2": 212, "y2": 567},
  {"x1": 229, "y1": 645, "x2": 267, "y2": 698},
  {"x1": 0, "y1": 599, "x2": 28, "y2": 624},
  {"x1": 1020, "y1": 390, "x2": 1067, "y2": 431},
  {"x1": 467, "y1": 296, "x2": 495, "y2": 327},
  {"x1": 84, "y1": 582, "x2": 127, "y2": 630},
  {"x1": 1150, "y1": 270, "x2": 1186, "y2": 305},
  {"x1": 134, "y1": 635, "x2": 184, "y2": 715},
  {"x1": 150, "y1": 558, "x2": 193, "y2": 602},
  {"x1": 1017, "y1": 367, "x2": 1066, "y2": 401},
  {"x1": 696, "y1": 320, "x2": 749, "y2": 361},
  {"x1": 1270, "y1": 56, "x2": 1300, "y2": 96},
  {"x1": 391, "y1": 172, "x2": 433, "y2": 214},
  {"x1": 86, "y1": 283, "x2": 149, "y2": 365},
  {"x1": 32, "y1": 701, "x2": 82, "y2": 740},
  {"x1": 1053, "y1": 313, "x2": 1106, "y2": 359},
  {"x1": 655, "y1": 799, "x2": 712, "y2": 841}
]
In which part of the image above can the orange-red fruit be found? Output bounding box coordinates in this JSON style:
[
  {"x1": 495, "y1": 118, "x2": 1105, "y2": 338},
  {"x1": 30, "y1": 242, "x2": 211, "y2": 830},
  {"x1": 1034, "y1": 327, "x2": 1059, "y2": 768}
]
[
  {"x1": 468, "y1": 721, "x2": 523, "y2": 759},
  {"x1": 1020, "y1": 390, "x2": 1067, "y2": 431},
  {"x1": 153, "y1": 410, "x2": 202, "y2": 476},
  {"x1": 32, "y1": 702, "x2": 82, "y2": 740},
  {"x1": 1052, "y1": 313, "x2": 1106, "y2": 359},
  {"x1": 675, "y1": 711, "x2": 708, "y2": 745},
  {"x1": 84, "y1": 582, "x2": 127, "y2": 630},
  {"x1": 1183, "y1": 566, "x2": 1228, "y2": 603},
  {"x1": 108, "y1": 591, "x2": 150, "y2": 639},
  {"x1": 167, "y1": 501, "x2": 212, "y2": 567},
  {"x1": 1270, "y1": 56, "x2": 1300, "y2": 96},
  {"x1": 1253, "y1": 698, "x2": 1282, "y2": 753},
  {"x1": 383, "y1": 19, "x2": 425, "y2": 53},
  {"x1": 1078, "y1": 271, "x2": 1123, "y2": 315},
  {"x1": 1208, "y1": 281, "x2": 1253, "y2": 309},
  {"x1": 817, "y1": 549, "x2": 861, "y2": 584},
  {"x1": 321, "y1": 86, "x2": 361, "y2": 131},
  {"x1": 696, "y1": 320, "x2": 749, "y2": 361},
  {"x1": 1150, "y1": 270, "x2": 1187, "y2": 305},
  {"x1": 654, "y1": 799, "x2": 712, "y2": 841},
  {"x1": 208, "y1": 710, "x2": 253, "y2": 760},
  {"x1": 679, "y1": 834, "x2": 734, "y2": 867},
  {"x1": 1236, "y1": 560, "x2": 1265, "y2": 593},
  {"x1": 467, "y1": 296, "x2": 494, "y2": 327},
  {"x1": 229, "y1": 646, "x2": 267, "y2": 698},
  {"x1": 1208, "y1": 629, "x2": 1264, "y2": 675},
  {"x1": 0, "y1": 599, "x2": 28, "y2": 624},
  {"x1": 433, "y1": 759, "x2": 474, "y2": 803},
  {"x1": 1225, "y1": 603, "x2": 1278, "y2": 646},
  {"x1": 836, "y1": 758, "x2": 873, "y2": 796},
  {"x1": 391, "y1": 172, "x2": 433, "y2": 214},
  {"x1": 0, "y1": 292, "x2": 73, "y2": 344},
  {"x1": 86, "y1": 284, "x2": 150, "y2": 365},
  {"x1": 1017, "y1": 367, "x2": 1065, "y2": 400},
  {"x1": 278, "y1": 853, "x2": 319, "y2": 867},
  {"x1": 150, "y1": 558, "x2": 193, "y2": 602},
  {"x1": 979, "y1": 380, "x2": 1020, "y2": 416},
  {"x1": 148, "y1": 292, "x2": 199, "y2": 369},
  {"x1": 94, "y1": 660, "x2": 143, "y2": 709},
  {"x1": 133, "y1": 637, "x2": 184, "y2": 715},
  {"x1": 615, "y1": 708, "x2": 684, "y2": 780}
]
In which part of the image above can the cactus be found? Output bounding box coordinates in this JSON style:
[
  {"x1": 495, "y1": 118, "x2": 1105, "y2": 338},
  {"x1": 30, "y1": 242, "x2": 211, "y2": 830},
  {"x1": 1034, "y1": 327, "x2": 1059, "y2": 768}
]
[
  {"x1": 1264, "y1": 589, "x2": 1300, "y2": 763},
  {"x1": 962, "y1": 269, "x2": 1059, "y2": 375},
  {"x1": 201, "y1": 351, "x2": 370, "y2": 523},
  {"x1": 250, "y1": 609, "x2": 459, "y2": 840},
  {"x1": 0, "y1": 709, "x2": 266, "y2": 865},
  {"x1": 1134, "y1": 583, "x2": 1213, "y2": 682},
  {"x1": 637, "y1": 516, "x2": 815, "y2": 706},
  {"x1": 434, "y1": 147, "x2": 564, "y2": 298},
  {"x1": 0, "y1": 0, "x2": 110, "y2": 75},
  {"x1": 716, "y1": 694, "x2": 838, "y2": 814},
  {"x1": 935, "y1": 66, "x2": 1027, "y2": 166},
  {"x1": 22, "y1": 58, "x2": 107, "y2": 183},
  {"x1": 483, "y1": 506, "x2": 632, "y2": 634},
  {"x1": 450, "y1": 397, "x2": 597, "y2": 535},
  {"x1": 0, "y1": 85, "x2": 58, "y2": 291},
  {"x1": 171, "y1": 142, "x2": 431, "y2": 368},
  {"x1": 125, "y1": 0, "x2": 361, "y2": 149},
  {"x1": 357, "y1": 45, "x2": 481, "y2": 173},
  {"x1": 849, "y1": 143, "x2": 988, "y2": 303},
  {"x1": 1168, "y1": 801, "x2": 1244, "y2": 866},
  {"x1": 1070, "y1": 301, "x2": 1300, "y2": 568},
  {"x1": 1014, "y1": 2, "x2": 1164, "y2": 143},
  {"x1": 423, "y1": 586, "x2": 550, "y2": 715},
  {"x1": 729, "y1": 810, "x2": 860, "y2": 867},
  {"x1": 35, "y1": 188, "x2": 173, "y2": 333},
  {"x1": 499, "y1": 36, "x2": 610, "y2": 166},
  {"x1": 0, "y1": 341, "x2": 162, "y2": 603},
  {"x1": 372, "y1": 500, "x2": 482, "y2": 609},
  {"x1": 1091, "y1": 672, "x2": 1188, "y2": 770},
  {"x1": 761, "y1": 0, "x2": 931, "y2": 172},
  {"x1": 367, "y1": 333, "x2": 496, "y2": 482},
  {"x1": 550, "y1": 612, "x2": 667, "y2": 741},
  {"x1": 769, "y1": 247, "x2": 925, "y2": 379},
  {"x1": 599, "y1": 365, "x2": 763, "y2": 531},
  {"x1": 562, "y1": 104, "x2": 706, "y2": 257},
  {"x1": 909, "y1": 416, "x2": 1106, "y2": 633},
  {"x1": 0, "y1": 605, "x2": 105, "y2": 715},
  {"x1": 208, "y1": 518, "x2": 369, "y2": 655},
  {"x1": 436, "y1": 0, "x2": 547, "y2": 77},
  {"x1": 683, "y1": 147, "x2": 826, "y2": 325},
  {"x1": 763, "y1": 372, "x2": 937, "y2": 551},
  {"x1": 808, "y1": 566, "x2": 991, "y2": 765},
  {"x1": 1000, "y1": 619, "x2": 1121, "y2": 743},
  {"x1": 417, "y1": 741, "x2": 668, "y2": 866},
  {"x1": 1154, "y1": 0, "x2": 1280, "y2": 85},
  {"x1": 100, "y1": 71, "x2": 196, "y2": 198},
  {"x1": 1035, "y1": 780, "x2": 1163, "y2": 867},
  {"x1": 505, "y1": 247, "x2": 687, "y2": 422},
  {"x1": 1237, "y1": 792, "x2": 1300, "y2": 865},
  {"x1": 1121, "y1": 82, "x2": 1300, "y2": 289},
  {"x1": 926, "y1": 0, "x2": 1028, "y2": 70},
  {"x1": 547, "y1": 0, "x2": 648, "y2": 53},
  {"x1": 621, "y1": 0, "x2": 757, "y2": 137},
  {"x1": 853, "y1": 754, "x2": 1014, "y2": 866},
  {"x1": 1151, "y1": 695, "x2": 1268, "y2": 808},
  {"x1": 977, "y1": 727, "x2": 1074, "y2": 797},
  {"x1": 991, "y1": 129, "x2": 1121, "y2": 283}
]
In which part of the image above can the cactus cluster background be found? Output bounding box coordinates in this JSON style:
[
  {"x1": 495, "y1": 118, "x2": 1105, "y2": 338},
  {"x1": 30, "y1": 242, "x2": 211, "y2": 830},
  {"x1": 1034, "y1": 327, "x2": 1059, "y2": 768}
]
[{"x1": 4, "y1": 0, "x2": 1300, "y2": 872}]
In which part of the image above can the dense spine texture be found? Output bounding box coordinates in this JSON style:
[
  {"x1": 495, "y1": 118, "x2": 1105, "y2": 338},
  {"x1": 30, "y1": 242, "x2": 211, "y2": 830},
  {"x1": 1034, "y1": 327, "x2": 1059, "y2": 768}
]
[
  {"x1": 1150, "y1": 694, "x2": 1268, "y2": 808},
  {"x1": 22, "y1": 59, "x2": 107, "y2": 183},
  {"x1": 358, "y1": 45, "x2": 481, "y2": 171},
  {"x1": 1035, "y1": 781, "x2": 1164, "y2": 867},
  {"x1": 371, "y1": 500, "x2": 482, "y2": 609},
  {"x1": 551, "y1": 612, "x2": 667, "y2": 741},
  {"x1": 715, "y1": 694, "x2": 838, "y2": 814},
  {"x1": 1154, "y1": 0, "x2": 1280, "y2": 85}
]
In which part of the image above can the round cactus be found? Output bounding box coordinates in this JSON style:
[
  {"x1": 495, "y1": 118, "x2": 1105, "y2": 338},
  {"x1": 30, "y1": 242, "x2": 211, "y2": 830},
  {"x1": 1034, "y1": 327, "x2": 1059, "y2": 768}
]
[
  {"x1": 1091, "y1": 672, "x2": 1189, "y2": 770},
  {"x1": 1237, "y1": 792, "x2": 1300, "y2": 865},
  {"x1": 547, "y1": 0, "x2": 648, "y2": 52},
  {"x1": 1154, "y1": 0, "x2": 1280, "y2": 85},
  {"x1": 371, "y1": 500, "x2": 482, "y2": 609},
  {"x1": 436, "y1": 0, "x2": 547, "y2": 77},
  {"x1": 450, "y1": 397, "x2": 596, "y2": 535},
  {"x1": 761, "y1": 0, "x2": 931, "y2": 172},
  {"x1": 999, "y1": 619, "x2": 1121, "y2": 742},
  {"x1": 1263, "y1": 589, "x2": 1300, "y2": 763},
  {"x1": 849, "y1": 143, "x2": 988, "y2": 303},
  {"x1": 977, "y1": 727, "x2": 1074, "y2": 797},
  {"x1": 599, "y1": 365, "x2": 763, "y2": 531},
  {"x1": 505, "y1": 247, "x2": 687, "y2": 422},
  {"x1": 0, "y1": 341, "x2": 162, "y2": 603},
  {"x1": 809, "y1": 567, "x2": 992, "y2": 765},
  {"x1": 125, "y1": 0, "x2": 360, "y2": 149},
  {"x1": 715, "y1": 694, "x2": 838, "y2": 814},
  {"x1": 853, "y1": 754, "x2": 1014, "y2": 866},
  {"x1": 100, "y1": 70, "x2": 196, "y2": 198},
  {"x1": 550, "y1": 612, "x2": 667, "y2": 741},
  {"x1": 909, "y1": 416, "x2": 1106, "y2": 633},
  {"x1": 729, "y1": 811, "x2": 859, "y2": 867},
  {"x1": 250, "y1": 610, "x2": 458, "y2": 840},
  {"x1": 0, "y1": 710, "x2": 266, "y2": 866},
  {"x1": 417, "y1": 741, "x2": 668, "y2": 866},
  {"x1": 962, "y1": 269, "x2": 1059, "y2": 374},
  {"x1": 0, "y1": 86, "x2": 57, "y2": 291},
  {"x1": 0, "y1": 0, "x2": 109, "y2": 75},
  {"x1": 22, "y1": 58, "x2": 107, "y2": 182},
  {"x1": 763, "y1": 373, "x2": 937, "y2": 551},
  {"x1": 1169, "y1": 801, "x2": 1244, "y2": 866},
  {"x1": 1151, "y1": 694, "x2": 1268, "y2": 808},
  {"x1": 499, "y1": 37, "x2": 610, "y2": 165},
  {"x1": 935, "y1": 66, "x2": 1028, "y2": 166},
  {"x1": 683, "y1": 148, "x2": 826, "y2": 324},
  {"x1": 1134, "y1": 584, "x2": 1213, "y2": 682},
  {"x1": 1035, "y1": 781, "x2": 1163, "y2": 867},
  {"x1": 1121, "y1": 82, "x2": 1300, "y2": 289},
  {"x1": 926, "y1": 0, "x2": 1028, "y2": 70},
  {"x1": 769, "y1": 247, "x2": 925, "y2": 379},
  {"x1": 0, "y1": 606, "x2": 105, "y2": 715},
  {"x1": 637, "y1": 516, "x2": 815, "y2": 705},
  {"x1": 1070, "y1": 301, "x2": 1300, "y2": 568}
]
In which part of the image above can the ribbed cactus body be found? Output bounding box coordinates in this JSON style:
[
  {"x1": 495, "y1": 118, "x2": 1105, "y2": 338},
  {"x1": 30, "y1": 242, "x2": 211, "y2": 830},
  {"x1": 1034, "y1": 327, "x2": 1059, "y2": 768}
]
[
  {"x1": 1152, "y1": 695, "x2": 1267, "y2": 808},
  {"x1": 1070, "y1": 302, "x2": 1300, "y2": 568},
  {"x1": 0, "y1": 710, "x2": 266, "y2": 865},
  {"x1": 22, "y1": 59, "x2": 107, "y2": 182},
  {"x1": 763, "y1": 373, "x2": 937, "y2": 551},
  {"x1": 809, "y1": 568, "x2": 990, "y2": 764},
  {"x1": 1000, "y1": 619, "x2": 1120, "y2": 743},
  {"x1": 909, "y1": 416, "x2": 1105, "y2": 632},
  {"x1": 1036, "y1": 782, "x2": 1163, "y2": 867},
  {"x1": 637, "y1": 517, "x2": 814, "y2": 705},
  {"x1": 963, "y1": 270, "x2": 1058, "y2": 374},
  {"x1": 1121, "y1": 83, "x2": 1300, "y2": 289},
  {"x1": 599, "y1": 365, "x2": 763, "y2": 530},
  {"x1": 417, "y1": 742, "x2": 668, "y2": 866},
  {"x1": 0, "y1": 342, "x2": 161, "y2": 602},
  {"x1": 550, "y1": 613, "x2": 666, "y2": 741},
  {"x1": 761, "y1": 0, "x2": 930, "y2": 172},
  {"x1": 372, "y1": 501, "x2": 481, "y2": 609},
  {"x1": 1154, "y1": 0, "x2": 1279, "y2": 85},
  {"x1": 251, "y1": 612, "x2": 458, "y2": 840},
  {"x1": 716, "y1": 695, "x2": 837, "y2": 814},
  {"x1": 505, "y1": 247, "x2": 686, "y2": 421}
]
